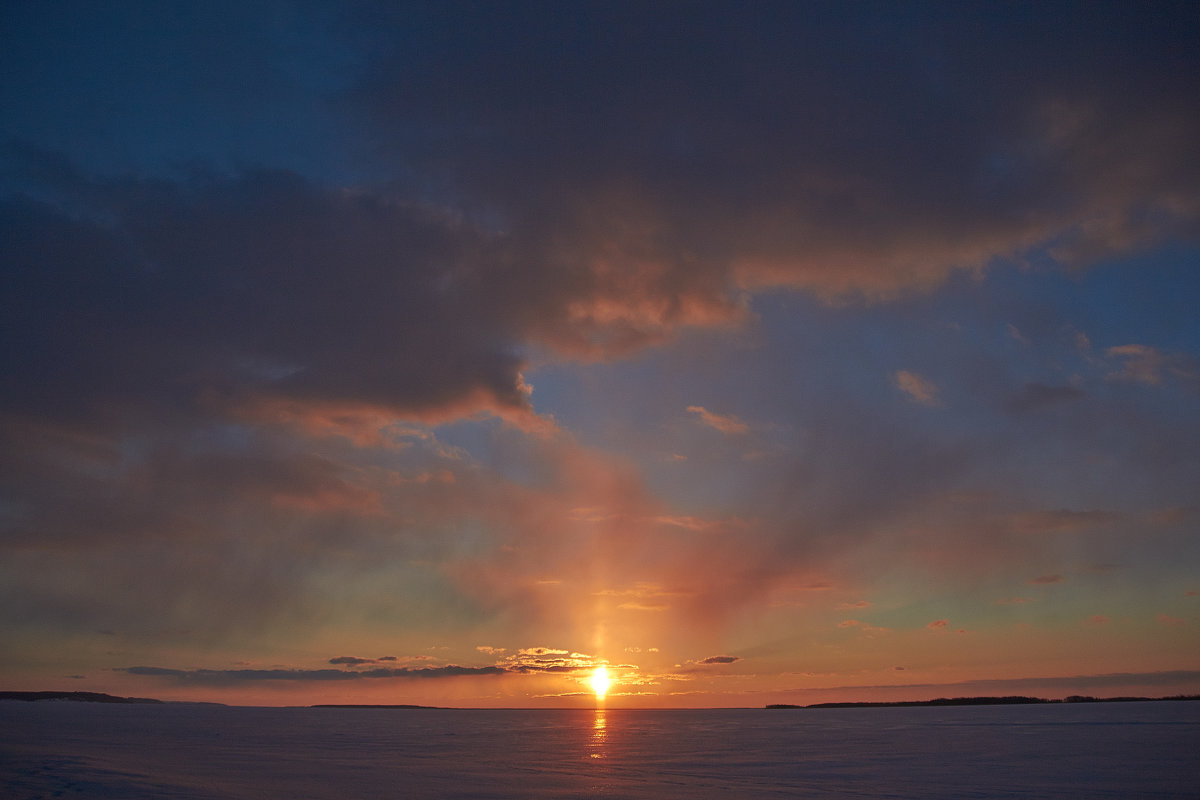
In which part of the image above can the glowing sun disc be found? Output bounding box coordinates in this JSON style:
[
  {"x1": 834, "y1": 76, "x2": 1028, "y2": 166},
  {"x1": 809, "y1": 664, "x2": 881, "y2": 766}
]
[{"x1": 589, "y1": 666, "x2": 612, "y2": 698}]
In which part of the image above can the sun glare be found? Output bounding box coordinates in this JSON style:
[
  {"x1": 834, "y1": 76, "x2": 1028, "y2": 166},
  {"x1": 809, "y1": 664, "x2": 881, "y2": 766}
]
[{"x1": 589, "y1": 665, "x2": 612, "y2": 699}]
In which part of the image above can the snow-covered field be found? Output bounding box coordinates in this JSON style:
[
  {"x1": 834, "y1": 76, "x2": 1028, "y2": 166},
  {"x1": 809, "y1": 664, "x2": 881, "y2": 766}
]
[{"x1": 3, "y1": 701, "x2": 1197, "y2": 798}]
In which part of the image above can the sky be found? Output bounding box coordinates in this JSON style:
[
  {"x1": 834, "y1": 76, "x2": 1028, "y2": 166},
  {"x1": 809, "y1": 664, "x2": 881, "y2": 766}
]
[{"x1": 2, "y1": 1, "x2": 1198, "y2": 708}]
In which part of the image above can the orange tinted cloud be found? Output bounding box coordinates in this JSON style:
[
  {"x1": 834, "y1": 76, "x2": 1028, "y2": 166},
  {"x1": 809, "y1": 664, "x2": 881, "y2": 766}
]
[
  {"x1": 894, "y1": 370, "x2": 940, "y2": 406},
  {"x1": 686, "y1": 405, "x2": 750, "y2": 434}
]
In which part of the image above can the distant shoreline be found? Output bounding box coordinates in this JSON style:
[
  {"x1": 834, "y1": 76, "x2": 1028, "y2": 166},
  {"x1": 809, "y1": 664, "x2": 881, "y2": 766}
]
[
  {"x1": 311, "y1": 704, "x2": 441, "y2": 709},
  {"x1": 767, "y1": 694, "x2": 1200, "y2": 709},
  {"x1": 0, "y1": 691, "x2": 164, "y2": 704}
]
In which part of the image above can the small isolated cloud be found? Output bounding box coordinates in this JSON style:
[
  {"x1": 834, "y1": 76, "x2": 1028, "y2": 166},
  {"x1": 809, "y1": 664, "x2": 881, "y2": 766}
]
[
  {"x1": 837, "y1": 619, "x2": 888, "y2": 635},
  {"x1": 377, "y1": 656, "x2": 397, "y2": 662},
  {"x1": 653, "y1": 515, "x2": 714, "y2": 531},
  {"x1": 1086, "y1": 615, "x2": 1110, "y2": 626},
  {"x1": 698, "y1": 655, "x2": 741, "y2": 665},
  {"x1": 476, "y1": 645, "x2": 507, "y2": 655},
  {"x1": 1006, "y1": 323, "x2": 1029, "y2": 344},
  {"x1": 926, "y1": 619, "x2": 949, "y2": 630},
  {"x1": 837, "y1": 600, "x2": 872, "y2": 610},
  {"x1": 597, "y1": 582, "x2": 684, "y2": 612},
  {"x1": 1005, "y1": 383, "x2": 1086, "y2": 414},
  {"x1": 1029, "y1": 574, "x2": 1065, "y2": 585},
  {"x1": 686, "y1": 405, "x2": 750, "y2": 434},
  {"x1": 1156, "y1": 614, "x2": 1186, "y2": 627},
  {"x1": 619, "y1": 601, "x2": 671, "y2": 611},
  {"x1": 894, "y1": 666, "x2": 906, "y2": 671},
  {"x1": 894, "y1": 370, "x2": 940, "y2": 406},
  {"x1": 328, "y1": 656, "x2": 376, "y2": 666}
]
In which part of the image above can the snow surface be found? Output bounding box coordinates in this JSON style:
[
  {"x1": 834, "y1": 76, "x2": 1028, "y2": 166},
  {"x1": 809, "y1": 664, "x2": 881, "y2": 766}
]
[{"x1": 2, "y1": 702, "x2": 1197, "y2": 798}]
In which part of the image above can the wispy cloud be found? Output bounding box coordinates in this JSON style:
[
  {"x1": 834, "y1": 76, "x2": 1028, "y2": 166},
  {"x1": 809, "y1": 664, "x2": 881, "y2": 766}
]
[
  {"x1": 894, "y1": 370, "x2": 940, "y2": 406},
  {"x1": 686, "y1": 406, "x2": 750, "y2": 434},
  {"x1": 121, "y1": 665, "x2": 507, "y2": 684},
  {"x1": 1106, "y1": 344, "x2": 1198, "y2": 387}
]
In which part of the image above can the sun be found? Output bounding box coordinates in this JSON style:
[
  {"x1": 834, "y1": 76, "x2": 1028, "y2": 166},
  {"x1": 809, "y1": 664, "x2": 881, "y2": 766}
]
[{"x1": 588, "y1": 665, "x2": 612, "y2": 699}]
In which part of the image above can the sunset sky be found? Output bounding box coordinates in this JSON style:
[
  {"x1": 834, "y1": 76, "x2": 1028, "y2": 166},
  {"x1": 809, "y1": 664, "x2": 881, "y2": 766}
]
[{"x1": 2, "y1": 1, "x2": 1198, "y2": 707}]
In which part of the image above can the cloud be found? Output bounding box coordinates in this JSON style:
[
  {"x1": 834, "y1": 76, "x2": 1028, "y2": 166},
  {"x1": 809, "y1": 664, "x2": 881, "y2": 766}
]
[
  {"x1": 894, "y1": 371, "x2": 940, "y2": 406},
  {"x1": 837, "y1": 600, "x2": 872, "y2": 610},
  {"x1": 1105, "y1": 345, "x2": 1199, "y2": 387},
  {"x1": 351, "y1": 4, "x2": 1200, "y2": 305},
  {"x1": 1029, "y1": 574, "x2": 1066, "y2": 585},
  {"x1": 926, "y1": 619, "x2": 949, "y2": 630},
  {"x1": 1005, "y1": 324, "x2": 1029, "y2": 344},
  {"x1": 686, "y1": 406, "x2": 750, "y2": 435},
  {"x1": 501, "y1": 648, "x2": 607, "y2": 675},
  {"x1": 328, "y1": 656, "x2": 375, "y2": 666},
  {"x1": 0, "y1": 164, "x2": 546, "y2": 436},
  {"x1": 698, "y1": 655, "x2": 740, "y2": 665},
  {"x1": 1156, "y1": 614, "x2": 1185, "y2": 627},
  {"x1": 837, "y1": 620, "x2": 889, "y2": 636},
  {"x1": 1005, "y1": 383, "x2": 1085, "y2": 414},
  {"x1": 1012, "y1": 509, "x2": 1119, "y2": 535},
  {"x1": 121, "y1": 665, "x2": 507, "y2": 684}
]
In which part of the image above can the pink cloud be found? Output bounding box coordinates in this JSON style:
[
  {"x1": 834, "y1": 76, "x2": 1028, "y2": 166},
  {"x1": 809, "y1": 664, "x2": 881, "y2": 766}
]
[
  {"x1": 1029, "y1": 574, "x2": 1065, "y2": 585},
  {"x1": 1012, "y1": 509, "x2": 1119, "y2": 534},
  {"x1": 927, "y1": 619, "x2": 949, "y2": 630},
  {"x1": 838, "y1": 619, "x2": 889, "y2": 635},
  {"x1": 894, "y1": 370, "x2": 940, "y2": 406},
  {"x1": 1156, "y1": 614, "x2": 1186, "y2": 627},
  {"x1": 1105, "y1": 344, "x2": 1198, "y2": 386},
  {"x1": 686, "y1": 405, "x2": 750, "y2": 434}
]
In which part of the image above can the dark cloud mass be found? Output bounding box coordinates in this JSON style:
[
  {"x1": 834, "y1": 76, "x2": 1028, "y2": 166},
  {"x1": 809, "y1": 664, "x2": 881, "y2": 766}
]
[
  {"x1": 354, "y1": 1, "x2": 1200, "y2": 301},
  {"x1": 0, "y1": 162, "x2": 532, "y2": 430}
]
